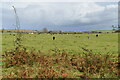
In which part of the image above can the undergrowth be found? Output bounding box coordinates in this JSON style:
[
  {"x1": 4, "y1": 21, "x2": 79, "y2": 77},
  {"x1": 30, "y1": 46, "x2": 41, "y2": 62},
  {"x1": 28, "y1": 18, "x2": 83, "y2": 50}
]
[{"x1": 2, "y1": 47, "x2": 118, "y2": 78}]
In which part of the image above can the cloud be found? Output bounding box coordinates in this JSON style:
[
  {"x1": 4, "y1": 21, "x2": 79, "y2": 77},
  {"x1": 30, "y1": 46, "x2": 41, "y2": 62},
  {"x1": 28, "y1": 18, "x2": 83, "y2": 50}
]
[
  {"x1": 20, "y1": 3, "x2": 104, "y2": 24},
  {"x1": 0, "y1": 3, "x2": 2, "y2": 29},
  {"x1": 1, "y1": 2, "x2": 118, "y2": 31},
  {"x1": 1, "y1": 0, "x2": 119, "y2": 2},
  {"x1": 106, "y1": 4, "x2": 118, "y2": 9}
]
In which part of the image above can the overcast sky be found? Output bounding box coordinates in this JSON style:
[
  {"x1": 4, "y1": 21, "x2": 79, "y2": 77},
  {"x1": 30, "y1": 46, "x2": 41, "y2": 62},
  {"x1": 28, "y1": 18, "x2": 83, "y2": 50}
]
[{"x1": 1, "y1": 1, "x2": 118, "y2": 31}]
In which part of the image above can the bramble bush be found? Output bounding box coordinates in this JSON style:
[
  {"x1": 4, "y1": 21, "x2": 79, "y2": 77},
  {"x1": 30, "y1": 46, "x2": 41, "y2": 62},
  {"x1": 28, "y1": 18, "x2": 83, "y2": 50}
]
[{"x1": 2, "y1": 47, "x2": 118, "y2": 78}]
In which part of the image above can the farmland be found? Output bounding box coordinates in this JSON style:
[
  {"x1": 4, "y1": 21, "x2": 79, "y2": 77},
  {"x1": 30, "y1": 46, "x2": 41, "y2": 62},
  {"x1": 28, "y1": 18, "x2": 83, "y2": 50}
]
[
  {"x1": 2, "y1": 31, "x2": 118, "y2": 54},
  {"x1": 1, "y1": 31, "x2": 119, "y2": 78}
]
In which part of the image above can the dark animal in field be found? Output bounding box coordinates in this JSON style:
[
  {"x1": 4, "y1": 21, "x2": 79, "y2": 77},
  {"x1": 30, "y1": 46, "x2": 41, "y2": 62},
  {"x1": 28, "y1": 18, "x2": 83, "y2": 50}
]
[
  {"x1": 96, "y1": 34, "x2": 99, "y2": 37},
  {"x1": 87, "y1": 36, "x2": 90, "y2": 39},
  {"x1": 53, "y1": 36, "x2": 55, "y2": 40}
]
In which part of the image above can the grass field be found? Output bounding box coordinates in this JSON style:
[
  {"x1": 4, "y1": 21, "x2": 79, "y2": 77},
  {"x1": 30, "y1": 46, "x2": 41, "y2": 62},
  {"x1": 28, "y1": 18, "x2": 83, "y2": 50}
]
[
  {"x1": 1, "y1": 32, "x2": 119, "y2": 78},
  {"x1": 2, "y1": 32, "x2": 118, "y2": 54}
]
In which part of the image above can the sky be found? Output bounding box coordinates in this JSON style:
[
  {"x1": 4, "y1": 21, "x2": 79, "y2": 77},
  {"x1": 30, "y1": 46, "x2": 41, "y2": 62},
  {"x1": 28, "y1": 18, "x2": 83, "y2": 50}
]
[{"x1": 0, "y1": 1, "x2": 118, "y2": 31}]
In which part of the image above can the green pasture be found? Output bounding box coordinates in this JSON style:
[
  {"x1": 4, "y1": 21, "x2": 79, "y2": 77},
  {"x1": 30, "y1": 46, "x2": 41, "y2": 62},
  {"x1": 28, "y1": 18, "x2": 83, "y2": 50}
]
[{"x1": 2, "y1": 32, "x2": 118, "y2": 55}]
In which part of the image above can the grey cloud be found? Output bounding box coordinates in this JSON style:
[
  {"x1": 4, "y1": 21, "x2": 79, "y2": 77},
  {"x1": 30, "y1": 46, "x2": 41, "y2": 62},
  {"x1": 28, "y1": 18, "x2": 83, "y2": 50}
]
[{"x1": 2, "y1": 2, "x2": 118, "y2": 31}]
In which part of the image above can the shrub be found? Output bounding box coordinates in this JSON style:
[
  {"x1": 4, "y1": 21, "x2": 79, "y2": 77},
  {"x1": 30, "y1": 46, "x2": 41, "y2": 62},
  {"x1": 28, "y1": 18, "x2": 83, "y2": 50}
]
[{"x1": 2, "y1": 47, "x2": 118, "y2": 78}]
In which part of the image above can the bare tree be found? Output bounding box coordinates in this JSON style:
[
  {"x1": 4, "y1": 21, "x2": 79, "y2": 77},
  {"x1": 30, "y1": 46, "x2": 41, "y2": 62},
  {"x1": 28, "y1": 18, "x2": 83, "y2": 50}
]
[
  {"x1": 112, "y1": 25, "x2": 115, "y2": 30},
  {"x1": 12, "y1": 6, "x2": 22, "y2": 50},
  {"x1": 43, "y1": 28, "x2": 48, "y2": 32},
  {"x1": 118, "y1": 25, "x2": 120, "y2": 30}
]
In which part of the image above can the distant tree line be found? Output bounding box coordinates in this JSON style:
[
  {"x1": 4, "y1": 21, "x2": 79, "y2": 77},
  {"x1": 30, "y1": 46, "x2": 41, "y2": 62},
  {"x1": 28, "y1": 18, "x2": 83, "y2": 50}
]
[
  {"x1": 1, "y1": 25, "x2": 120, "y2": 34},
  {"x1": 0, "y1": 29, "x2": 112, "y2": 34}
]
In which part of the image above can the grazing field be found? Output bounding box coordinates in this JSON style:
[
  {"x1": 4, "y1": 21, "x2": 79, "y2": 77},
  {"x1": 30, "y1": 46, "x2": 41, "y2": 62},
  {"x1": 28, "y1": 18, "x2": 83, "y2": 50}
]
[
  {"x1": 2, "y1": 32, "x2": 118, "y2": 54},
  {"x1": 1, "y1": 32, "x2": 119, "y2": 78}
]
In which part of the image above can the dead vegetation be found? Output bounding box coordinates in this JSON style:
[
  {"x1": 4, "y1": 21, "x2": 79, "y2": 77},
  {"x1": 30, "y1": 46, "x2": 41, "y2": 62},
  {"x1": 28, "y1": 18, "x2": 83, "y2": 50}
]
[{"x1": 2, "y1": 47, "x2": 118, "y2": 78}]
